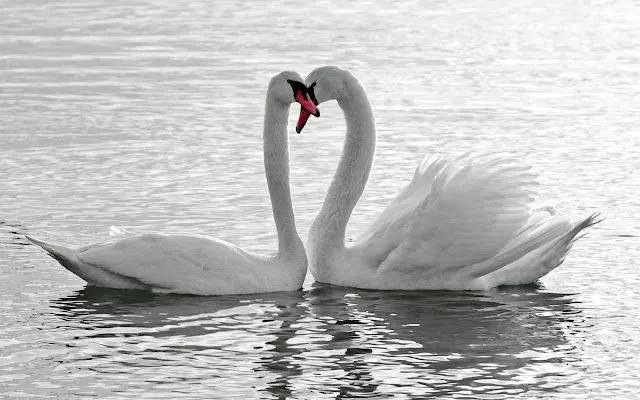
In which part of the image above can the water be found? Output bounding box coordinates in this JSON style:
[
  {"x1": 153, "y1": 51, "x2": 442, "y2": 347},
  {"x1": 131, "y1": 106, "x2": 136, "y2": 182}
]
[{"x1": 1, "y1": 0, "x2": 639, "y2": 398}]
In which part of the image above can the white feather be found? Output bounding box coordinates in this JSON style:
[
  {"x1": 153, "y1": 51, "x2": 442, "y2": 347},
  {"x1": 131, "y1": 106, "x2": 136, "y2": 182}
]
[
  {"x1": 27, "y1": 71, "x2": 309, "y2": 295},
  {"x1": 108, "y1": 226, "x2": 133, "y2": 237},
  {"x1": 305, "y1": 66, "x2": 600, "y2": 290}
]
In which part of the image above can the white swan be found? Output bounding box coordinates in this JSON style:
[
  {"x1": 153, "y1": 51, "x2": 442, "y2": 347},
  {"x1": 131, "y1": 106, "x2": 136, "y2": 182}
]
[
  {"x1": 27, "y1": 71, "x2": 319, "y2": 295},
  {"x1": 295, "y1": 66, "x2": 599, "y2": 291}
]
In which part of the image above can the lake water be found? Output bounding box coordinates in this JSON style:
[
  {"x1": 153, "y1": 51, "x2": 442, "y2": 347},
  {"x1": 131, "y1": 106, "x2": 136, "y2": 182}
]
[{"x1": 1, "y1": 0, "x2": 639, "y2": 398}]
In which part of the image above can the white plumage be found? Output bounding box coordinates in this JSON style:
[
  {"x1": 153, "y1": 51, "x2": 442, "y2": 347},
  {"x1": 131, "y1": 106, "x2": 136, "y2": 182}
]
[
  {"x1": 302, "y1": 66, "x2": 599, "y2": 290},
  {"x1": 27, "y1": 71, "x2": 311, "y2": 295},
  {"x1": 27, "y1": 234, "x2": 296, "y2": 294}
]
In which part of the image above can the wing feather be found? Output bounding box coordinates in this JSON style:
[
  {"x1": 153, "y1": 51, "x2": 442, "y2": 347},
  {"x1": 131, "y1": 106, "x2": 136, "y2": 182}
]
[
  {"x1": 77, "y1": 234, "x2": 264, "y2": 294},
  {"x1": 357, "y1": 154, "x2": 538, "y2": 276}
]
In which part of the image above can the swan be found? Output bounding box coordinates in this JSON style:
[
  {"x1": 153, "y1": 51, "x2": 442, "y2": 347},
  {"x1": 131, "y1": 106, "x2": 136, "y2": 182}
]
[
  {"x1": 294, "y1": 66, "x2": 599, "y2": 291},
  {"x1": 27, "y1": 71, "x2": 320, "y2": 295}
]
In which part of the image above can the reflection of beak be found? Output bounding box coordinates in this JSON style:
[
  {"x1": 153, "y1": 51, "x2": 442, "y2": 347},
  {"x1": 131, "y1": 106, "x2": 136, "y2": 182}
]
[{"x1": 294, "y1": 90, "x2": 320, "y2": 134}]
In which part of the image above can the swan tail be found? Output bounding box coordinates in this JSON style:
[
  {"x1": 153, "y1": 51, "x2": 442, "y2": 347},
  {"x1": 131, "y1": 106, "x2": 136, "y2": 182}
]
[
  {"x1": 26, "y1": 235, "x2": 147, "y2": 289},
  {"x1": 26, "y1": 235, "x2": 80, "y2": 268},
  {"x1": 477, "y1": 213, "x2": 602, "y2": 286}
]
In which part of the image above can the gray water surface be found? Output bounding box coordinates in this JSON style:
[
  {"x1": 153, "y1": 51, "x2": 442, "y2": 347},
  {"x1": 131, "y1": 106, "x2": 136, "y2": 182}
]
[{"x1": 1, "y1": 0, "x2": 639, "y2": 398}]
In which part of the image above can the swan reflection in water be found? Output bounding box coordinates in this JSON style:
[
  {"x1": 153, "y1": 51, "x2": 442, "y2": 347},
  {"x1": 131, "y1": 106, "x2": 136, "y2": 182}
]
[{"x1": 49, "y1": 285, "x2": 585, "y2": 398}]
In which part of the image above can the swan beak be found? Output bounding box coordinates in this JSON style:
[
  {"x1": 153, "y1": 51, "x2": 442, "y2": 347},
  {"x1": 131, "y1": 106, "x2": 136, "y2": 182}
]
[
  {"x1": 296, "y1": 107, "x2": 312, "y2": 134},
  {"x1": 294, "y1": 91, "x2": 320, "y2": 134},
  {"x1": 294, "y1": 91, "x2": 320, "y2": 117}
]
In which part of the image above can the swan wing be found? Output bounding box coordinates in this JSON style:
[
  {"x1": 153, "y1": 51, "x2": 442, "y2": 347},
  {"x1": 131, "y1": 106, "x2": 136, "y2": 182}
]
[
  {"x1": 358, "y1": 155, "x2": 537, "y2": 277},
  {"x1": 76, "y1": 234, "x2": 266, "y2": 294},
  {"x1": 358, "y1": 155, "x2": 448, "y2": 242}
]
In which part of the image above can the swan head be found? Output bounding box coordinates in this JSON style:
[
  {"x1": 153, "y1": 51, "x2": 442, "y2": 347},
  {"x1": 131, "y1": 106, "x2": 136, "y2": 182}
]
[
  {"x1": 304, "y1": 66, "x2": 350, "y2": 105},
  {"x1": 293, "y1": 66, "x2": 353, "y2": 133},
  {"x1": 269, "y1": 71, "x2": 319, "y2": 133}
]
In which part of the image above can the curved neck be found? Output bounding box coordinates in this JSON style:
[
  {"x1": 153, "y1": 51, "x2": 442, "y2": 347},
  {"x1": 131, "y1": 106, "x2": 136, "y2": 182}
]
[
  {"x1": 263, "y1": 93, "x2": 304, "y2": 259},
  {"x1": 310, "y1": 77, "x2": 376, "y2": 252}
]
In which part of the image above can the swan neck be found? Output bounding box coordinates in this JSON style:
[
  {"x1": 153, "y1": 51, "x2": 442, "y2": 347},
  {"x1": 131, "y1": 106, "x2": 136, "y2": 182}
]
[
  {"x1": 311, "y1": 77, "x2": 376, "y2": 252},
  {"x1": 263, "y1": 94, "x2": 304, "y2": 260}
]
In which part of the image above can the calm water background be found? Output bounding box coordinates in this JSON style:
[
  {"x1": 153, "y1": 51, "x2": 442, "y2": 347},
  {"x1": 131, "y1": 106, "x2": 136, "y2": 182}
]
[{"x1": 1, "y1": 0, "x2": 639, "y2": 398}]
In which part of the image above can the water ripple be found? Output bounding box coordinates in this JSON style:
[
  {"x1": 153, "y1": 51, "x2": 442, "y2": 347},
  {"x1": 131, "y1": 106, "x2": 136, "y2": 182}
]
[{"x1": 2, "y1": 0, "x2": 640, "y2": 398}]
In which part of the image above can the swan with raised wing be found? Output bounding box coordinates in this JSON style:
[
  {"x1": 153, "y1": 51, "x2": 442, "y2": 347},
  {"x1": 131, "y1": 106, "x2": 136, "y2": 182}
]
[
  {"x1": 27, "y1": 71, "x2": 319, "y2": 295},
  {"x1": 294, "y1": 66, "x2": 599, "y2": 290}
]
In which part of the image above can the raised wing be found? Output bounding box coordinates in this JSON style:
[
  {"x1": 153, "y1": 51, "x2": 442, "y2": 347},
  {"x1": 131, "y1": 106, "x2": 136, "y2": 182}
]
[{"x1": 356, "y1": 154, "x2": 538, "y2": 277}]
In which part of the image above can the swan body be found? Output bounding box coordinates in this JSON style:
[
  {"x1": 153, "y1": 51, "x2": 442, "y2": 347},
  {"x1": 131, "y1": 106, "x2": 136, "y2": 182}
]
[
  {"x1": 300, "y1": 66, "x2": 599, "y2": 291},
  {"x1": 27, "y1": 233, "x2": 301, "y2": 294},
  {"x1": 27, "y1": 71, "x2": 318, "y2": 295}
]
